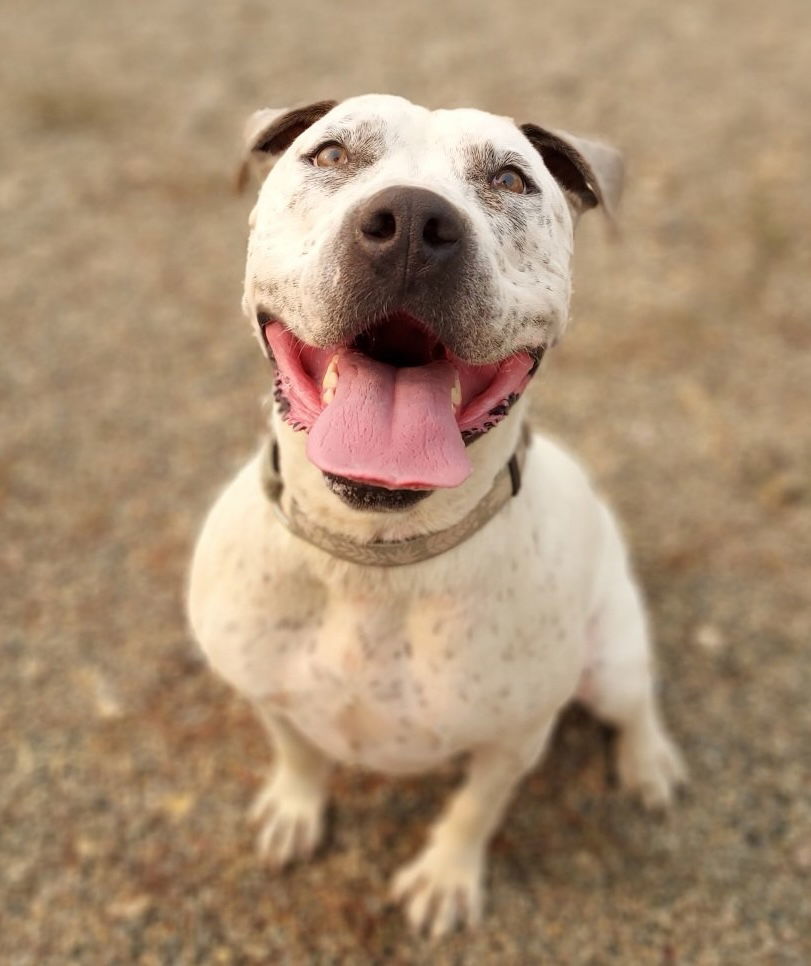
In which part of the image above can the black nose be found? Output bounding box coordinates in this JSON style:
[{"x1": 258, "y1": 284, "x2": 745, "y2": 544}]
[{"x1": 354, "y1": 186, "x2": 466, "y2": 270}]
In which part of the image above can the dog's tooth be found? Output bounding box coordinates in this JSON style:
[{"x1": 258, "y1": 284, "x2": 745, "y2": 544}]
[
  {"x1": 322, "y1": 356, "x2": 339, "y2": 391},
  {"x1": 451, "y1": 374, "x2": 462, "y2": 409},
  {"x1": 322, "y1": 387, "x2": 335, "y2": 405}
]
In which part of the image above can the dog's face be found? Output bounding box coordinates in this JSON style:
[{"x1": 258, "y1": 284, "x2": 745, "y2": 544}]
[{"x1": 240, "y1": 94, "x2": 621, "y2": 497}]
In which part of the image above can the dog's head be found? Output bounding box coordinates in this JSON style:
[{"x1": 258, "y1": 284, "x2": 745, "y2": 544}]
[{"x1": 240, "y1": 94, "x2": 622, "y2": 497}]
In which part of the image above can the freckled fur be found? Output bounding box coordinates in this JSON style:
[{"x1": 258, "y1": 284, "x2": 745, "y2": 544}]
[
  {"x1": 188, "y1": 94, "x2": 683, "y2": 938},
  {"x1": 241, "y1": 95, "x2": 582, "y2": 359}
]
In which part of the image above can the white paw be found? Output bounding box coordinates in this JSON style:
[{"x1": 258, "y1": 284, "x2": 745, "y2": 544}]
[
  {"x1": 390, "y1": 842, "x2": 485, "y2": 939},
  {"x1": 250, "y1": 768, "x2": 326, "y2": 869},
  {"x1": 618, "y1": 728, "x2": 687, "y2": 809}
]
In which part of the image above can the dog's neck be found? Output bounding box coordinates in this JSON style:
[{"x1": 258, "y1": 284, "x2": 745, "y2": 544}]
[{"x1": 270, "y1": 400, "x2": 528, "y2": 545}]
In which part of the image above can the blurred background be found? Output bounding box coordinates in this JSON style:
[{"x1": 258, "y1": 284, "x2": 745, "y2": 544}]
[{"x1": 2, "y1": 0, "x2": 809, "y2": 962}]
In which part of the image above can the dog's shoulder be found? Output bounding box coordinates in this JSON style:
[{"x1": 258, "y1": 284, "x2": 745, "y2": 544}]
[{"x1": 525, "y1": 431, "x2": 601, "y2": 503}]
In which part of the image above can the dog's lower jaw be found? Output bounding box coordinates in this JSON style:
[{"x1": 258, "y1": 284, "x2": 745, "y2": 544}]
[
  {"x1": 270, "y1": 397, "x2": 529, "y2": 543},
  {"x1": 323, "y1": 473, "x2": 432, "y2": 511}
]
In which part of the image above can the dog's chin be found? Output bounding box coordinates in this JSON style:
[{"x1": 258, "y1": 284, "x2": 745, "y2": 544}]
[{"x1": 323, "y1": 473, "x2": 432, "y2": 512}]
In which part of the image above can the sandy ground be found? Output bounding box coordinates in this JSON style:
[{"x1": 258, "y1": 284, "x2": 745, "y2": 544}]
[{"x1": 2, "y1": 0, "x2": 810, "y2": 962}]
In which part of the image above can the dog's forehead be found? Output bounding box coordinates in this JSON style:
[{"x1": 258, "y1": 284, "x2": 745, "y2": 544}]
[{"x1": 321, "y1": 95, "x2": 531, "y2": 161}]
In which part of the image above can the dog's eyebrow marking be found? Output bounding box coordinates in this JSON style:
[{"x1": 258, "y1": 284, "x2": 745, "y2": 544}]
[
  {"x1": 461, "y1": 143, "x2": 535, "y2": 184},
  {"x1": 306, "y1": 117, "x2": 387, "y2": 168}
]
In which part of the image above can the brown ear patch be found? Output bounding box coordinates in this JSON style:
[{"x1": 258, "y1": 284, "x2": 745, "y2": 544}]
[
  {"x1": 237, "y1": 99, "x2": 338, "y2": 193},
  {"x1": 519, "y1": 123, "x2": 601, "y2": 212},
  {"x1": 252, "y1": 100, "x2": 338, "y2": 156}
]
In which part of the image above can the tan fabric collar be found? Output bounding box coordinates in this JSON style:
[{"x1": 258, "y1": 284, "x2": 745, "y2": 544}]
[{"x1": 261, "y1": 427, "x2": 530, "y2": 567}]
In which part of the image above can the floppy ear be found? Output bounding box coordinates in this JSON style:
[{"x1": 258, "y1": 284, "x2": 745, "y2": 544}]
[
  {"x1": 520, "y1": 123, "x2": 624, "y2": 225},
  {"x1": 236, "y1": 99, "x2": 337, "y2": 192}
]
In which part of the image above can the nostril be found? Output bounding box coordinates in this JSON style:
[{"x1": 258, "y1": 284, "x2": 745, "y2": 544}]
[
  {"x1": 362, "y1": 209, "x2": 397, "y2": 242},
  {"x1": 423, "y1": 215, "x2": 459, "y2": 249}
]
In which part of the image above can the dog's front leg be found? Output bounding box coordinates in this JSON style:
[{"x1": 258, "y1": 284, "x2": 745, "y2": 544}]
[
  {"x1": 250, "y1": 702, "x2": 332, "y2": 869},
  {"x1": 391, "y1": 721, "x2": 555, "y2": 938}
]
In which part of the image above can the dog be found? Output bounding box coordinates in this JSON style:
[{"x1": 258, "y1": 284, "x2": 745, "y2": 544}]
[{"x1": 187, "y1": 94, "x2": 685, "y2": 938}]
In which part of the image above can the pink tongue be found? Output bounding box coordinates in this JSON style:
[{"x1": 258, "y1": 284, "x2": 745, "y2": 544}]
[{"x1": 306, "y1": 352, "x2": 472, "y2": 490}]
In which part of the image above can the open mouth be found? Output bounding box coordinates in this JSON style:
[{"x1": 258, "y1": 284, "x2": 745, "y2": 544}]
[{"x1": 261, "y1": 312, "x2": 539, "y2": 491}]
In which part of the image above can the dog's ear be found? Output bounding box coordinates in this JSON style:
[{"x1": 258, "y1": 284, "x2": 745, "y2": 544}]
[
  {"x1": 520, "y1": 123, "x2": 624, "y2": 226},
  {"x1": 236, "y1": 100, "x2": 338, "y2": 192}
]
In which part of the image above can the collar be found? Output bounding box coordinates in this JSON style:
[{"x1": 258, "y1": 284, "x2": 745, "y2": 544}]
[{"x1": 261, "y1": 425, "x2": 531, "y2": 567}]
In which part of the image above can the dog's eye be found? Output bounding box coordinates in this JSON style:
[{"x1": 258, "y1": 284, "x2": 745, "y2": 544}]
[
  {"x1": 491, "y1": 168, "x2": 526, "y2": 194},
  {"x1": 314, "y1": 143, "x2": 349, "y2": 168}
]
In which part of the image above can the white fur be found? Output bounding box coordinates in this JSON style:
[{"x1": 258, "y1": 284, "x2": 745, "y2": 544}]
[
  {"x1": 242, "y1": 95, "x2": 576, "y2": 358},
  {"x1": 188, "y1": 95, "x2": 683, "y2": 938}
]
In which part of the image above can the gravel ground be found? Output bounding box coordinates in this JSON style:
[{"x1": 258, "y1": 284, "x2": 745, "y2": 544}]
[{"x1": 2, "y1": 1, "x2": 810, "y2": 963}]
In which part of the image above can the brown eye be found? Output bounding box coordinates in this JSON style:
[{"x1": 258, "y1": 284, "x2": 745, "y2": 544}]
[
  {"x1": 314, "y1": 143, "x2": 349, "y2": 168},
  {"x1": 492, "y1": 168, "x2": 526, "y2": 194}
]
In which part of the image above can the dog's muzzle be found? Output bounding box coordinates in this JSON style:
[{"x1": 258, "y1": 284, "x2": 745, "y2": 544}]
[{"x1": 258, "y1": 189, "x2": 543, "y2": 495}]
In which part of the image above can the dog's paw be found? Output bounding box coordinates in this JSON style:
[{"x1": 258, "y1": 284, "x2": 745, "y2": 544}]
[
  {"x1": 250, "y1": 768, "x2": 326, "y2": 869},
  {"x1": 618, "y1": 728, "x2": 687, "y2": 810},
  {"x1": 390, "y1": 842, "x2": 484, "y2": 939}
]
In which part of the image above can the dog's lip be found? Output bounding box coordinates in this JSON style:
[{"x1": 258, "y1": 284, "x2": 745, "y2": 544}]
[{"x1": 259, "y1": 313, "x2": 540, "y2": 434}]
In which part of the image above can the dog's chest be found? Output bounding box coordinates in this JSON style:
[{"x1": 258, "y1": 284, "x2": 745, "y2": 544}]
[{"x1": 233, "y1": 571, "x2": 580, "y2": 774}]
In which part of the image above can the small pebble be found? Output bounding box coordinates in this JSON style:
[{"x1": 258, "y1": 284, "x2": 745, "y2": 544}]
[{"x1": 694, "y1": 623, "x2": 725, "y2": 652}]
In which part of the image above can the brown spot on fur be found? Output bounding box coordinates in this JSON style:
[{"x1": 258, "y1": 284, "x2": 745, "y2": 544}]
[
  {"x1": 264, "y1": 690, "x2": 293, "y2": 708},
  {"x1": 341, "y1": 647, "x2": 362, "y2": 674}
]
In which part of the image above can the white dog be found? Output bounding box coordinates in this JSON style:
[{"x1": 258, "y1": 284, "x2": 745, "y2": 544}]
[{"x1": 188, "y1": 94, "x2": 685, "y2": 938}]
